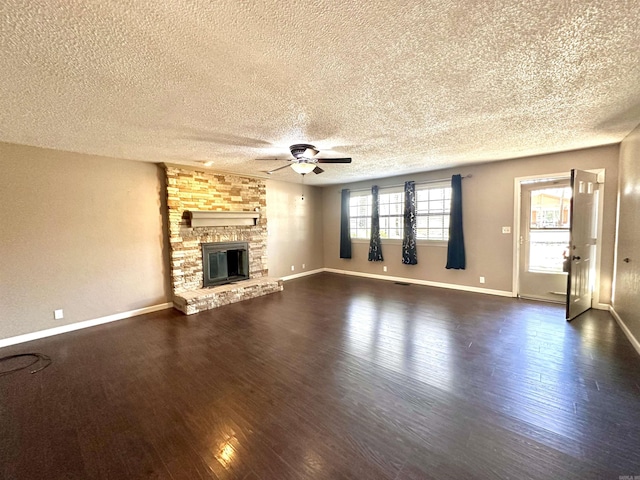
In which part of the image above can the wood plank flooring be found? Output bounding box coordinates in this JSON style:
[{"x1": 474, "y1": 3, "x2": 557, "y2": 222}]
[{"x1": 1, "y1": 272, "x2": 639, "y2": 479}]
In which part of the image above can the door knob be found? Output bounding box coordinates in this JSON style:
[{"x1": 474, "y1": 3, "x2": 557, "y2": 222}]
[{"x1": 572, "y1": 255, "x2": 581, "y2": 260}]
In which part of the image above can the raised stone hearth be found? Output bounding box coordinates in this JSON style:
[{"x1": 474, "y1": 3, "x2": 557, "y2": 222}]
[{"x1": 173, "y1": 277, "x2": 283, "y2": 315}]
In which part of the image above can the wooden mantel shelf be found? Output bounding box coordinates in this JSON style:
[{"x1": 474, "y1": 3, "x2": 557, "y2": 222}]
[{"x1": 186, "y1": 210, "x2": 259, "y2": 227}]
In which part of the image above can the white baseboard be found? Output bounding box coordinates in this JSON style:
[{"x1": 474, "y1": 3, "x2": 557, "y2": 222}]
[
  {"x1": 280, "y1": 268, "x2": 325, "y2": 281},
  {"x1": 323, "y1": 268, "x2": 514, "y2": 298},
  {"x1": 593, "y1": 302, "x2": 610, "y2": 311},
  {"x1": 609, "y1": 306, "x2": 640, "y2": 357},
  {"x1": 0, "y1": 302, "x2": 174, "y2": 349}
]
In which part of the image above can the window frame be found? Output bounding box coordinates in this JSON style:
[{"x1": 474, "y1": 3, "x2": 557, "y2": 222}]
[
  {"x1": 347, "y1": 182, "x2": 452, "y2": 245},
  {"x1": 348, "y1": 191, "x2": 372, "y2": 240},
  {"x1": 526, "y1": 185, "x2": 572, "y2": 274},
  {"x1": 377, "y1": 186, "x2": 404, "y2": 240},
  {"x1": 415, "y1": 182, "x2": 452, "y2": 243}
]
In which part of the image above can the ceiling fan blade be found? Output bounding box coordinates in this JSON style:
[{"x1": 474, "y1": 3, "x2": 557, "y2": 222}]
[
  {"x1": 255, "y1": 157, "x2": 288, "y2": 161},
  {"x1": 313, "y1": 166, "x2": 324, "y2": 174},
  {"x1": 264, "y1": 164, "x2": 292, "y2": 174},
  {"x1": 316, "y1": 157, "x2": 352, "y2": 164}
]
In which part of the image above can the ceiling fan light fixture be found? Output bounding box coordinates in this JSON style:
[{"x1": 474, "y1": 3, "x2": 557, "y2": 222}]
[{"x1": 290, "y1": 162, "x2": 316, "y2": 175}]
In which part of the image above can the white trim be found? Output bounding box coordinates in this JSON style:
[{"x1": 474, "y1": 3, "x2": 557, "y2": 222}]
[
  {"x1": 280, "y1": 268, "x2": 324, "y2": 281},
  {"x1": 513, "y1": 169, "x2": 605, "y2": 305},
  {"x1": 352, "y1": 238, "x2": 448, "y2": 248},
  {"x1": 611, "y1": 170, "x2": 622, "y2": 304},
  {"x1": 592, "y1": 302, "x2": 610, "y2": 311},
  {"x1": 323, "y1": 268, "x2": 514, "y2": 297},
  {"x1": 609, "y1": 306, "x2": 640, "y2": 357},
  {"x1": 0, "y1": 302, "x2": 174, "y2": 349},
  {"x1": 590, "y1": 169, "x2": 606, "y2": 307},
  {"x1": 349, "y1": 189, "x2": 372, "y2": 198},
  {"x1": 513, "y1": 171, "x2": 572, "y2": 297},
  {"x1": 512, "y1": 177, "x2": 522, "y2": 296}
]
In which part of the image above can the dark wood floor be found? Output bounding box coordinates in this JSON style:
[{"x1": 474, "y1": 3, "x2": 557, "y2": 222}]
[{"x1": 1, "y1": 273, "x2": 639, "y2": 479}]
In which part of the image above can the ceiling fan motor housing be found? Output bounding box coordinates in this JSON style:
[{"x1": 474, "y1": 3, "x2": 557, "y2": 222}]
[{"x1": 290, "y1": 144, "x2": 318, "y2": 159}]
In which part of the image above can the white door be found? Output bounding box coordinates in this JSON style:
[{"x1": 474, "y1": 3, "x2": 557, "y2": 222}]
[
  {"x1": 518, "y1": 179, "x2": 571, "y2": 302},
  {"x1": 566, "y1": 169, "x2": 598, "y2": 321}
]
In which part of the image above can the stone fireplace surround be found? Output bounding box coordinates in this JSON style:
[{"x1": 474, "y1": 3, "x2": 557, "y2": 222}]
[{"x1": 164, "y1": 165, "x2": 283, "y2": 314}]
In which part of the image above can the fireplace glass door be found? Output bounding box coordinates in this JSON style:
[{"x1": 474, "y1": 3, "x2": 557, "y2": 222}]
[
  {"x1": 202, "y1": 242, "x2": 249, "y2": 287},
  {"x1": 209, "y1": 251, "x2": 228, "y2": 282}
]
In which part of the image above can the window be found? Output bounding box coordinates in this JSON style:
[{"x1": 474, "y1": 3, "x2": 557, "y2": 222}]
[
  {"x1": 528, "y1": 186, "x2": 571, "y2": 273},
  {"x1": 416, "y1": 184, "x2": 451, "y2": 241},
  {"x1": 348, "y1": 183, "x2": 452, "y2": 241},
  {"x1": 349, "y1": 193, "x2": 371, "y2": 239},
  {"x1": 378, "y1": 190, "x2": 404, "y2": 239},
  {"x1": 530, "y1": 187, "x2": 570, "y2": 229}
]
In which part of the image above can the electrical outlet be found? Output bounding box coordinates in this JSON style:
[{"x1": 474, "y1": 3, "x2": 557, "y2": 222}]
[
  {"x1": 54, "y1": 309, "x2": 64, "y2": 320},
  {"x1": 302, "y1": 263, "x2": 305, "y2": 269},
  {"x1": 479, "y1": 276, "x2": 485, "y2": 284},
  {"x1": 502, "y1": 226, "x2": 511, "y2": 234},
  {"x1": 383, "y1": 266, "x2": 388, "y2": 272},
  {"x1": 291, "y1": 265, "x2": 295, "y2": 271}
]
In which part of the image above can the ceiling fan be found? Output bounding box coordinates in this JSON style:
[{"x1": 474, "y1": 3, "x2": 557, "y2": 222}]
[{"x1": 258, "y1": 144, "x2": 352, "y2": 175}]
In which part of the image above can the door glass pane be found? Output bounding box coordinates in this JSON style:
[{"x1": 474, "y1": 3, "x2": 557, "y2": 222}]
[
  {"x1": 529, "y1": 230, "x2": 570, "y2": 273},
  {"x1": 528, "y1": 185, "x2": 571, "y2": 273},
  {"x1": 530, "y1": 187, "x2": 571, "y2": 229}
]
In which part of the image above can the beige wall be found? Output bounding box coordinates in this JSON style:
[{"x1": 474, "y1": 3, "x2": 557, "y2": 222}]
[
  {"x1": 0, "y1": 142, "x2": 171, "y2": 340},
  {"x1": 615, "y1": 124, "x2": 640, "y2": 344},
  {"x1": 322, "y1": 145, "x2": 619, "y2": 303},
  {"x1": 266, "y1": 179, "x2": 324, "y2": 278}
]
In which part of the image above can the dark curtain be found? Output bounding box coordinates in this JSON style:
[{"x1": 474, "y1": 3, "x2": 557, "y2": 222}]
[
  {"x1": 339, "y1": 189, "x2": 352, "y2": 259},
  {"x1": 402, "y1": 181, "x2": 417, "y2": 265},
  {"x1": 368, "y1": 185, "x2": 384, "y2": 261},
  {"x1": 446, "y1": 174, "x2": 466, "y2": 269}
]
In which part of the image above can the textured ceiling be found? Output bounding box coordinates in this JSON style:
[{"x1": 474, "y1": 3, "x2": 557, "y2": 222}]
[{"x1": 1, "y1": 1, "x2": 639, "y2": 185}]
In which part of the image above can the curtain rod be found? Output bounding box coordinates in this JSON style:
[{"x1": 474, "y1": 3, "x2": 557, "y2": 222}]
[{"x1": 343, "y1": 174, "x2": 472, "y2": 193}]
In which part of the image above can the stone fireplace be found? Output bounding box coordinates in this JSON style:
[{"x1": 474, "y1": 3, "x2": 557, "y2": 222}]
[{"x1": 164, "y1": 165, "x2": 283, "y2": 314}]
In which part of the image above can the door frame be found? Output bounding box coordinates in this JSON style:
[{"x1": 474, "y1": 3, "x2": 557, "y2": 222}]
[
  {"x1": 518, "y1": 177, "x2": 571, "y2": 303},
  {"x1": 512, "y1": 169, "x2": 606, "y2": 308}
]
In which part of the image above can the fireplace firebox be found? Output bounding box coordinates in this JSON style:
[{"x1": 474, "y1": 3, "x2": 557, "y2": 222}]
[{"x1": 202, "y1": 242, "x2": 249, "y2": 287}]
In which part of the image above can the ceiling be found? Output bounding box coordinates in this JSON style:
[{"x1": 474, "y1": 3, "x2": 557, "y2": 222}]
[{"x1": 1, "y1": 1, "x2": 639, "y2": 185}]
